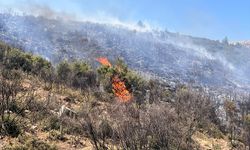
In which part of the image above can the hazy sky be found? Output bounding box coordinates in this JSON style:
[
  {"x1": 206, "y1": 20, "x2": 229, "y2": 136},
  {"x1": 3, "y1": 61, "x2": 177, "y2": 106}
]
[{"x1": 0, "y1": 0, "x2": 249, "y2": 41}]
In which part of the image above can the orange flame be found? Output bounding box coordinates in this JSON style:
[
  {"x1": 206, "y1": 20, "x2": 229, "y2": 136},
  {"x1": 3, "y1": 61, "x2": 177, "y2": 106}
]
[
  {"x1": 96, "y1": 57, "x2": 112, "y2": 67},
  {"x1": 112, "y1": 75, "x2": 132, "y2": 102},
  {"x1": 96, "y1": 57, "x2": 132, "y2": 102}
]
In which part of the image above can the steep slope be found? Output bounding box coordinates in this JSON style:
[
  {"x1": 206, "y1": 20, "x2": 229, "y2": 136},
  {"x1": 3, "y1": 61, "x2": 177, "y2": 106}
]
[
  {"x1": 1, "y1": 13, "x2": 250, "y2": 90},
  {"x1": 0, "y1": 40, "x2": 248, "y2": 150}
]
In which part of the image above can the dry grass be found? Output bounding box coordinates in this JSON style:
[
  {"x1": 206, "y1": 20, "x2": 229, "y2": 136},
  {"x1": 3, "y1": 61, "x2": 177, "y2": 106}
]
[{"x1": 193, "y1": 131, "x2": 231, "y2": 150}]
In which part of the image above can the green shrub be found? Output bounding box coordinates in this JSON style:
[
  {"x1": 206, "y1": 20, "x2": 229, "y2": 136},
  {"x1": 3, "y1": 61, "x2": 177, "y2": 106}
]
[
  {"x1": 3, "y1": 137, "x2": 57, "y2": 150},
  {"x1": 0, "y1": 46, "x2": 4, "y2": 61},
  {"x1": 206, "y1": 123, "x2": 224, "y2": 139},
  {"x1": 98, "y1": 120, "x2": 113, "y2": 138},
  {"x1": 3, "y1": 144, "x2": 27, "y2": 150},
  {"x1": 48, "y1": 130, "x2": 61, "y2": 141},
  {"x1": 1, "y1": 68, "x2": 22, "y2": 81},
  {"x1": 63, "y1": 118, "x2": 84, "y2": 135},
  {"x1": 56, "y1": 60, "x2": 72, "y2": 84},
  {"x1": 1, "y1": 45, "x2": 51, "y2": 76},
  {"x1": 1, "y1": 115, "x2": 21, "y2": 137},
  {"x1": 5, "y1": 49, "x2": 33, "y2": 72},
  {"x1": 32, "y1": 56, "x2": 51, "y2": 75},
  {"x1": 42, "y1": 116, "x2": 60, "y2": 131},
  {"x1": 8, "y1": 101, "x2": 25, "y2": 117},
  {"x1": 0, "y1": 42, "x2": 10, "y2": 62},
  {"x1": 26, "y1": 139, "x2": 57, "y2": 150}
]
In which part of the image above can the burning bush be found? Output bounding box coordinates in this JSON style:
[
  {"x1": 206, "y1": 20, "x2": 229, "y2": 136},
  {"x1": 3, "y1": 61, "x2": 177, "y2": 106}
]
[
  {"x1": 112, "y1": 75, "x2": 132, "y2": 102},
  {"x1": 97, "y1": 57, "x2": 132, "y2": 102}
]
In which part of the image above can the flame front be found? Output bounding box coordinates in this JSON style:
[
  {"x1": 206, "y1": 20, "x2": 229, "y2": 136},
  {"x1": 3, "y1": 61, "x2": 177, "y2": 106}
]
[
  {"x1": 96, "y1": 57, "x2": 132, "y2": 102},
  {"x1": 96, "y1": 57, "x2": 112, "y2": 67},
  {"x1": 112, "y1": 75, "x2": 132, "y2": 102}
]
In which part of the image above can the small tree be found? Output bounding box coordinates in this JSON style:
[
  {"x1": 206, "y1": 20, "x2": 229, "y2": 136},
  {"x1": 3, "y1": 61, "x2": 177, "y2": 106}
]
[
  {"x1": 72, "y1": 61, "x2": 91, "y2": 90},
  {"x1": 0, "y1": 68, "x2": 35, "y2": 137},
  {"x1": 32, "y1": 56, "x2": 52, "y2": 76},
  {"x1": 222, "y1": 36, "x2": 229, "y2": 45},
  {"x1": 245, "y1": 115, "x2": 250, "y2": 149},
  {"x1": 174, "y1": 88, "x2": 213, "y2": 148},
  {"x1": 0, "y1": 46, "x2": 4, "y2": 62},
  {"x1": 224, "y1": 100, "x2": 238, "y2": 145},
  {"x1": 56, "y1": 60, "x2": 72, "y2": 87}
]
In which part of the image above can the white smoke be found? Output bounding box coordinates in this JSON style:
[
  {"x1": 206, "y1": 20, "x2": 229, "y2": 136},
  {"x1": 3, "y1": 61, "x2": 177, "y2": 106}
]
[{"x1": 1, "y1": 2, "x2": 159, "y2": 33}]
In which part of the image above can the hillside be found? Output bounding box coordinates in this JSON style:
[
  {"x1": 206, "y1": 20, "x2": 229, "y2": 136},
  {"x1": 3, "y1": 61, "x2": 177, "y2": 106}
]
[
  {"x1": 1, "y1": 41, "x2": 249, "y2": 149},
  {"x1": 1, "y1": 13, "x2": 250, "y2": 91},
  {"x1": 238, "y1": 41, "x2": 250, "y2": 48}
]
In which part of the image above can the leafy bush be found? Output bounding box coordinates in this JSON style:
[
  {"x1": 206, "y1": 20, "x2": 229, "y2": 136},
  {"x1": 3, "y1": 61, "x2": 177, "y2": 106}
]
[
  {"x1": 71, "y1": 61, "x2": 96, "y2": 89},
  {"x1": 97, "y1": 58, "x2": 146, "y2": 100},
  {"x1": 3, "y1": 136, "x2": 57, "y2": 150},
  {"x1": 1, "y1": 115, "x2": 21, "y2": 137},
  {"x1": 32, "y1": 56, "x2": 52, "y2": 75},
  {"x1": 98, "y1": 120, "x2": 113, "y2": 139},
  {"x1": 56, "y1": 60, "x2": 72, "y2": 85},
  {"x1": 0, "y1": 42, "x2": 52, "y2": 78},
  {"x1": 8, "y1": 101, "x2": 25, "y2": 117},
  {"x1": 4, "y1": 49, "x2": 33, "y2": 72},
  {"x1": 28, "y1": 139, "x2": 56, "y2": 150},
  {"x1": 205, "y1": 123, "x2": 224, "y2": 139},
  {"x1": 42, "y1": 116, "x2": 60, "y2": 131},
  {"x1": 0, "y1": 45, "x2": 4, "y2": 61},
  {"x1": 62, "y1": 118, "x2": 84, "y2": 135},
  {"x1": 48, "y1": 130, "x2": 62, "y2": 141}
]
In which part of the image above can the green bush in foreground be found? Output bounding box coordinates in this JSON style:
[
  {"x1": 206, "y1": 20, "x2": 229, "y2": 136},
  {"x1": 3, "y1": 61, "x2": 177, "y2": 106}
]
[
  {"x1": 1, "y1": 115, "x2": 21, "y2": 138},
  {"x1": 3, "y1": 135, "x2": 57, "y2": 150}
]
